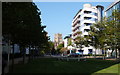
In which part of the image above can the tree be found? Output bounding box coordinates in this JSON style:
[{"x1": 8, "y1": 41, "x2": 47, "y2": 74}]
[
  {"x1": 68, "y1": 38, "x2": 72, "y2": 46},
  {"x1": 74, "y1": 31, "x2": 84, "y2": 50},
  {"x1": 57, "y1": 43, "x2": 64, "y2": 53},
  {"x1": 2, "y1": 2, "x2": 49, "y2": 71},
  {"x1": 106, "y1": 10, "x2": 120, "y2": 59},
  {"x1": 88, "y1": 19, "x2": 108, "y2": 59},
  {"x1": 46, "y1": 41, "x2": 54, "y2": 55},
  {"x1": 88, "y1": 10, "x2": 120, "y2": 59},
  {"x1": 60, "y1": 47, "x2": 68, "y2": 53}
]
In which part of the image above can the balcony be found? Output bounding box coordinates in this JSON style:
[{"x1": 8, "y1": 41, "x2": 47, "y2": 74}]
[
  {"x1": 84, "y1": 11, "x2": 91, "y2": 14},
  {"x1": 84, "y1": 29, "x2": 90, "y2": 32},
  {"x1": 82, "y1": 20, "x2": 96, "y2": 24},
  {"x1": 72, "y1": 20, "x2": 80, "y2": 27},
  {"x1": 73, "y1": 29, "x2": 80, "y2": 36},
  {"x1": 83, "y1": 32, "x2": 89, "y2": 35},
  {"x1": 73, "y1": 34, "x2": 79, "y2": 40},
  {"x1": 84, "y1": 17, "x2": 92, "y2": 20},
  {"x1": 72, "y1": 24, "x2": 80, "y2": 31},
  {"x1": 84, "y1": 23, "x2": 92, "y2": 26},
  {"x1": 84, "y1": 26, "x2": 90, "y2": 29}
]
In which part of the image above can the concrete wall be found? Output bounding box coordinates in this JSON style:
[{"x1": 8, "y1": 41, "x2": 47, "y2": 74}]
[{"x1": 64, "y1": 39, "x2": 68, "y2": 48}]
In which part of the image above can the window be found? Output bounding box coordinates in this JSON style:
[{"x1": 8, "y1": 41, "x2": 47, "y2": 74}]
[
  {"x1": 84, "y1": 11, "x2": 91, "y2": 14},
  {"x1": 88, "y1": 49, "x2": 92, "y2": 54},
  {"x1": 95, "y1": 13, "x2": 97, "y2": 16},
  {"x1": 84, "y1": 29, "x2": 90, "y2": 32},
  {"x1": 84, "y1": 23, "x2": 92, "y2": 26},
  {"x1": 84, "y1": 17, "x2": 91, "y2": 20},
  {"x1": 84, "y1": 35, "x2": 89, "y2": 38},
  {"x1": 77, "y1": 20, "x2": 80, "y2": 24},
  {"x1": 95, "y1": 19, "x2": 98, "y2": 22}
]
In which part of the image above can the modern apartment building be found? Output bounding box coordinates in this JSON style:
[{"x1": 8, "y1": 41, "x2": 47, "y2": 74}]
[
  {"x1": 105, "y1": 0, "x2": 120, "y2": 17},
  {"x1": 64, "y1": 34, "x2": 72, "y2": 48},
  {"x1": 54, "y1": 33, "x2": 63, "y2": 50},
  {"x1": 63, "y1": 34, "x2": 75, "y2": 50},
  {"x1": 72, "y1": 4, "x2": 104, "y2": 54}
]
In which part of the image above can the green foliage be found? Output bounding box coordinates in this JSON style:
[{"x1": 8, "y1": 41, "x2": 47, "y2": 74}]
[
  {"x1": 68, "y1": 38, "x2": 72, "y2": 46},
  {"x1": 48, "y1": 41, "x2": 54, "y2": 50},
  {"x1": 2, "y1": 2, "x2": 49, "y2": 54},
  {"x1": 40, "y1": 50, "x2": 45, "y2": 56},
  {"x1": 75, "y1": 31, "x2": 85, "y2": 48},
  {"x1": 88, "y1": 10, "x2": 120, "y2": 49},
  {"x1": 44, "y1": 41, "x2": 54, "y2": 53},
  {"x1": 57, "y1": 43, "x2": 64, "y2": 51},
  {"x1": 60, "y1": 47, "x2": 67, "y2": 53},
  {"x1": 87, "y1": 9, "x2": 120, "y2": 58}
]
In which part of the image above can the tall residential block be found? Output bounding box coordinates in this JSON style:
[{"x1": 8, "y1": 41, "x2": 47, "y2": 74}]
[
  {"x1": 54, "y1": 33, "x2": 63, "y2": 50},
  {"x1": 72, "y1": 4, "x2": 104, "y2": 54}
]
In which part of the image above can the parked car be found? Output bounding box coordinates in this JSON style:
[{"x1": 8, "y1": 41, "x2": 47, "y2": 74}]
[{"x1": 68, "y1": 53, "x2": 80, "y2": 57}]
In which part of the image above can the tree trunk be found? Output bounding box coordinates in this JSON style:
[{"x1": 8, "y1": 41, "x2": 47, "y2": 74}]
[
  {"x1": 28, "y1": 45, "x2": 31, "y2": 62},
  {"x1": 103, "y1": 48, "x2": 106, "y2": 60},
  {"x1": 22, "y1": 46, "x2": 26, "y2": 64},
  {"x1": 111, "y1": 50, "x2": 114, "y2": 57},
  {"x1": 11, "y1": 44, "x2": 14, "y2": 72},
  {"x1": 104, "y1": 49, "x2": 106, "y2": 60},
  {"x1": 119, "y1": 49, "x2": 120, "y2": 59},
  {"x1": 115, "y1": 49, "x2": 117, "y2": 59},
  {"x1": 7, "y1": 40, "x2": 10, "y2": 73},
  {"x1": 94, "y1": 49, "x2": 96, "y2": 59},
  {"x1": 35, "y1": 46, "x2": 37, "y2": 59}
]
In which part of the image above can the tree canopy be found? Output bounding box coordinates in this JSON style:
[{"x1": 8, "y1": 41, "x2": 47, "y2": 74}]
[
  {"x1": 87, "y1": 10, "x2": 120, "y2": 58},
  {"x1": 2, "y1": 2, "x2": 49, "y2": 50}
]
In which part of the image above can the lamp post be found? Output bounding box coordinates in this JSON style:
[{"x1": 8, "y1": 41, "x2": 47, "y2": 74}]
[
  {"x1": 7, "y1": 34, "x2": 11, "y2": 73},
  {"x1": 103, "y1": 44, "x2": 107, "y2": 60},
  {"x1": 7, "y1": 40, "x2": 11, "y2": 73},
  {"x1": 93, "y1": 36, "x2": 96, "y2": 58}
]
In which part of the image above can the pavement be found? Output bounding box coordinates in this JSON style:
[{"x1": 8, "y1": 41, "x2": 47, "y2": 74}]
[{"x1": 4, "y1": 57, "x2": 29, "y2": 74}]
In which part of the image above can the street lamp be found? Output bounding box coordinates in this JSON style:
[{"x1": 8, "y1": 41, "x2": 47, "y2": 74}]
[{"x1": 92, "y1": 36, "x2": 96, "y2": 58}]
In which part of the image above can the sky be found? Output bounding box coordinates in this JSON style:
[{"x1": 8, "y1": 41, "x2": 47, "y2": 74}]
[{"x1": 34, "y1": 2, "x2": 112, "y2": 41}]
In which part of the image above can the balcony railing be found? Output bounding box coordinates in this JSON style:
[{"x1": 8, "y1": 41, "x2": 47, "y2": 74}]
[
  {"x1": 72, "y1": 24, "x2": 80, "y2": 31},
  {"x1": 72, "y1": 17, "x2": 80, "y2": 26},
  {"x1": 84, "y1": 26, "x2": 90, "y2": 29},
  {"x1": 83, "y1": 32, "x2": 88, "y2": 35}
]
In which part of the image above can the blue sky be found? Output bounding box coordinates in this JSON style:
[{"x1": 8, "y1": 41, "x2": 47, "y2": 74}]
[{"x1": 34, "y1": 2, "x2": 112, "y2": 41}]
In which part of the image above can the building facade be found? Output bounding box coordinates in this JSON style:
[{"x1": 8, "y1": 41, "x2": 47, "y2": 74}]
[
  {"x1": 64, "y1": 34, "x2": 72, "y2": 48},
  {"x1": 105, "y1": 0, "x2": 120, "y2": 17},
  {"x1": 105, "y1": 0, "x2": 120, "y2": 57},
  {"x1": 72, "y1": 4, "x2": 104, "y2": 54},
  {"x1": 54, "y1": 33, "x2": 63, "y2": 50}
]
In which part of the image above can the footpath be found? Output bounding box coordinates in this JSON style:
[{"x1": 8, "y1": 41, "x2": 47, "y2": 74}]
[{"x1": 4, "y1": 57, "x2": 28, "y2": 73}]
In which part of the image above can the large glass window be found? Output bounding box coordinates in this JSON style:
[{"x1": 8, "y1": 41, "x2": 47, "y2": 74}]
[{"x1": 106, "y1": 1, "x2": 120, "y2": 17}]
